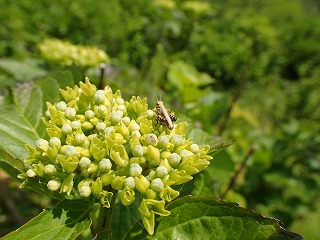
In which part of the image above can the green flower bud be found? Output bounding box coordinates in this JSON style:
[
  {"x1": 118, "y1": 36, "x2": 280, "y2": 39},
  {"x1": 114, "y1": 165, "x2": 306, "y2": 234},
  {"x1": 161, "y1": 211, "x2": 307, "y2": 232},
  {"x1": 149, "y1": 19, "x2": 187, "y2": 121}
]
[
  {"x1": 110, "y1": 144, "x2": 128, "y2": 167},
  {"x1": 79, "y1": 157, "x2": 91, "y2": 169},
  {"x1": 60, "y1": 174, "x2": 74, "y2": 196},
  {"x1": 57, "y1": 155, "x2": 78, "y2": 173},
  {"x1": 150, "y1": 178, "x2": 164, "y2": 192},
  {"x1": 159, "y1": 186, "x2": 180, "y2": 202},
  {"x1": 99, "y1": 158, "x2": 112, "y2": 172},
  {"x1": 128, "y1": 120, "x2": 140, "y2": 131},
  {"x1": 79, "y1": 185, "x2": 92, "y2": 198},
  {"x1": 91, "y1": 177, "x2": 103, "y2": 198},
  {"x1": 111, "y1": 176, "x2": 125, "y2": 190},
  {"x1": 135, "y1": 176, "x2": 150, "y2": 194},
  {"x1": 47, "y1": 179, "x2": 61, "y2": 191},
  {"x1": 139, "y1": 119, "x2": 153, "y2": 134},
  {"x1": 170, "y1": 169, "x2": 193, "y2": 185},
  {"x1": 56, "y1": 101, "x2": 67, "y2": 111},
  {"x1": 146, "y1": 145, "x2": 160, "y2": 166},
  {"x1": 168, "y1": 153, "x2": 181, "y2": 166},
  {"x1": 82, "y1": 121, "x2": 94, "y2": 131},
  {"x1": 180, "y1": 149, "x2": 193, "y2": 158},
  {"x1": 156, "y1": 166, "x2": 168, "y2": 178},
  {"x1": 104, "y1": 127, "x2": 114, "y2": 136},
  {"x1": 158, "y1": 135, "x2": 169, "y2": 148},
  {"x1": 80, "y1": 77, "x2": 96, "y2": 97},
  {"x1": 118, "y1": 186, "x2": 135, "y2": 206},
  {"x1": 145, "y1": 189, "x2": 157, "y2": 199},
  {"x1": 99, "y1": 190, "x2": 113, "y2": 208},
  {"x1": 101, "y1": 171, "x2": 115, "y2": 186},
  {"x1": 44, "y1": 164, "x2": 56, "y2": 175},
  {"x1": 145, "y1": 133, "x2": 157, "y2": 145},
  {"x1": 26, "y1": 169, "x2": 37, "y2": 178},
  {"x1": 116, "y1": 122, "x2": 130, "y2": 140},
  {"x1": 138, "y1": 198, "x2": 170, "y2": 235},
  {"x1": 35, "y1": 139, "x2": 49, "y2": 151},
  {"x1": 116, "y1": 97, "x2": 125, "y2": 105},
  {"x1": 160, "y1": 151, "x2": 171, "y2": 159},
  {"x1": 129, "y1": 163, "x2": 143, "y2": 177},
  {"x1": 33, "y1": 163, "x2": 45, "y2": 176},
  {"x1": 132, "y1": 145, "x2": 144, "y2": 157},
  {"x1": 170, "y1": 134, "x2": 183, "y2": 146},
  {"x1": 85, "y1": 110, "x2": 95, "y2": 119},
  {"x1": 87, "y1": 163, "x2": 99, "y2": 174},
  {"x1": 49, "y1": 137, "x2": 61, "y2": 148},
  {"x1": 65, "y1": 107, "x2": 76, "y2": 120},
  {"x1": 62, "y1": 124, "x2": 72, "y2": 135}
]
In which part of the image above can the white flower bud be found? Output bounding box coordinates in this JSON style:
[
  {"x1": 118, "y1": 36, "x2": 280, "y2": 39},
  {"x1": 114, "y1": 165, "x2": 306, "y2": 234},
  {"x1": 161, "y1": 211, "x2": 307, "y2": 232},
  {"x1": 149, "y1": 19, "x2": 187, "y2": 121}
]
[
  {"x1": 85, "y1": 110, "x2": 95, "y2": 119},
  {"x1": 79, "y1": 185, "x2": 91, "y2": 198},
  {"x1": 116, "y1": 97, "x2": 125, "y2": 105},
  {"x1": 94, "y1": 90, "x2": 106, "y2": 103},
  {"x1": 104, "y1": 127, "x2": 114, "y2": 136},
  {"x1": 146, "y1": 133, "x2": 158, "y2": 145},
  {"x1": 62, "y1": 124, "x2": 73, "y2": 134},
  {"x1": 132, "y1": 145, "x2": 144, "y2": 157},
  {"x1": 129, "y1": 121, "x2": 140, "y2": 131},
  {"x1": 122, "y1": 116, "x2": 131, "y2": 125},
  {"x1": 131, "y1": 130, "x2": 141, "y2": 137},
  {"x1": 79, "y1": 157, "x2": 91, "y2": 169},
  {"x1": 56, "y1": 101, "x2": 67, "y2": 111},
  {"x1": 26, "y1": 169, "x2": 37, "y2": 178},
  {"x1": 98, "y1": 105, "x2": 107, "y2": 114},
  {"x1": 111, "y1": 110, "x2": 123, "y2": 123},
  {"x1": 44, "y1": 164, "x2": 56, "y2": 175},
  {"x1": 170, "y1": 134, "x2": 183, "y2": 146},
  {"x1": 63, "y1": 145, "x2": 76, "y2": 156},
  {"x1": 168, "y1": 153, "x2": 181, "y2": 165},
  {"x1": 146, "y1": 109, "x2": 154, "y2": 118},
  {"x1": 99, "y1": 158, "x2": 112, "y2": 172},
  {"x1": 47, "y1": 180, "x2": 61, "y2": 191},
  {"x1": 75, "y1": 133, "x2": 86, "y2": 144},
  {"x1": 49, "y1": 137, "x2": 61, "y2": 148},
  {"x1": 158, "y1": 135, "x2": 169, "y2": 147},
  {"x1": 129, "y1": 163, "x2": 143, "y2": 177},
  {"x1": 156, "y1": 166, "x2": 168, "y2": 178},
  {"x1": 71, "y1": 121, "x2": 81, "y2": 130},
  {"x1": 190, "y1": 143, "x2": 200, "y2": 153},
  {"x1": 124, "y1": 177, "x2": 135, "y2": 189},
  {"x1": 35, "y1": 139, "x2": 49, "y2": 150},
  {"x1": 150, "y1": 178, "x2": 164, "y2": 191},
  {"x1": 45, "y1": 110, "x2": 51, "y2": 117},
  {"x1": 117, "y1": 104, "x2": 126, "y2": 111},
  {"x1": 96, "y1": 122, "x2": 106, "y2": 132},
  {"x1": 180, "y1": 149, "x2": 193, "y2": 158},
  {"x1": 65, "y1": 107, "x2": 76, "y2": 119}
]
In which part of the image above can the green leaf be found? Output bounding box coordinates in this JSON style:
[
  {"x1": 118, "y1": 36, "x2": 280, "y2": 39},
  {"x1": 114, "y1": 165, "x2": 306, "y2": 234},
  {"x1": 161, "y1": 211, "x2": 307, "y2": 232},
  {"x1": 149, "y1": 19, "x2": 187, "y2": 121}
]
[
  {"x1": 125, "y1": 196, "x2": 302, "y2": 240},
  {"x1": 1, "y1": 199, "x2": 94, "y2": 240},
  {"x1": 0, "y1": 149, "x2": 25, "y2": 182}
]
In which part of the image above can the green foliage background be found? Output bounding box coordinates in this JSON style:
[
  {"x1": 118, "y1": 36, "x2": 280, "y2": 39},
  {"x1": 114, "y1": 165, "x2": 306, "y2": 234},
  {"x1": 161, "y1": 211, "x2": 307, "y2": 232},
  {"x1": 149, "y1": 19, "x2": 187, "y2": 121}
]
[{"x1": 0, "y1": 0, "x2": 319, "y2": 239}]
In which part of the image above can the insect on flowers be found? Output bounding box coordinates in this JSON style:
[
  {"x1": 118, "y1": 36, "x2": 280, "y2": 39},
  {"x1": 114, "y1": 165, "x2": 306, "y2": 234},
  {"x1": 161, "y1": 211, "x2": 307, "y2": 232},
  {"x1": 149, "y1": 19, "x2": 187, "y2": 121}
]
[{"x1": 154, "y1": 99, "x2": 177, "y2": 130}]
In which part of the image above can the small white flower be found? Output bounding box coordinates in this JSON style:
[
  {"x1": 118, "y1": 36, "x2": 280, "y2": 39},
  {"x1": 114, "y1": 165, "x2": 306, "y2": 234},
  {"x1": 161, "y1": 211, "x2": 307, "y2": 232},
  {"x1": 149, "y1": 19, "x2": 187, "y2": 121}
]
[
  {"x1": 122, "y1": 116, "x2": 131, "y2": 125},
  {"x1": 170, "y1": 134, "x2": 183, "y2": 146},
  {"x1": 35, "y1": 139, "x2": 49, "y2": 149},
  {"x1": 146, "y1": 109, "x2": 154, "y2": 118},
  {"x1": 26, "y1": 169, "x2": 37, "y2": 178},
  {"x1": 45, "y1": 110, "x2": 51, "y2": 117},
  {"x1": 190, "y1": 143, "x2": 200, "y2": 153},
  {"x1": 132, "y1": 145, "x2": 144, "y2": 157},
  {"x1": 104, "y1": 127, "x2": 114, "y2": 136},
  {"x1": 116, "y1": 97, "x2": 125, "y2": 105},
  {"x1": 129, "y1": 121, "x2": 140, "y2": 131},
  {"x1": 111, "y1": 110, "x2": 123, "y2": 123},
  {"x1": 146, "y1": 133, "x2": 158, "y2": 145},
  {"x1": 71, "y1": 121, "x2": 82, "y2": 130},
  {"x1": 96, "y1": 122, "x2": 106, "y2": 132},
  {"x1": 158, "y1": 135, "x2": 169, "y2": 148},
  {"x1": 75, "y1": 133, "x2": 86, "y2": 144},
  {"x1": 94, "y1": 90, "x2": 106, "y2": 103},
  {"x1": 180, "y1": 149, "x2": 192, "y2": 158},
  {"x1": 64, "y1": 145, "x2": 76, "y2": 156},
  {"x1": 98, "y1": 105, "x2": 108, "y2": 114}
]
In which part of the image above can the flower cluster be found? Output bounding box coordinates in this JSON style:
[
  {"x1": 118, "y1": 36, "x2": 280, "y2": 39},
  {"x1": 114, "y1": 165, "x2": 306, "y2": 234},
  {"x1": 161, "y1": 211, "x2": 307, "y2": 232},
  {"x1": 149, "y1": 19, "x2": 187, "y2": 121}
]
[
  {"x1": 38, "y1": 38, "x2": 110, "y2": 67},
  {"x1": 20, "y1": 78, "x2": 212, "y2": 235}
]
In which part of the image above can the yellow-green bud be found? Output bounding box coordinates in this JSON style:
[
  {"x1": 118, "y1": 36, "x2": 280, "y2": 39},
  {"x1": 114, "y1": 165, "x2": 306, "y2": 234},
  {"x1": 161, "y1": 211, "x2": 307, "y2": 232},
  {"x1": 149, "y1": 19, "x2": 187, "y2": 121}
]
[
  {"x1": 145, "y1": 189, "x2": 157, "y2": 199},
  {"x1": 91, "y1": 177, "x2": 103, "y2": 197},
  {"x1": 135, "y1": 176, "x2": 150, "y2": 194},
  {"x1": 71, "y1": 120, "x2": 81, "y2": 130},
  {"x1": 168, "y1": 153, "x2": 181, "y2": 166},
  {"x1": 65, "y1": 107, "x2": 76, "y2": 120},
  {"x1": 111, "y1": 176, "x2": 126, "y2": 190},
  {"x1": 96, "y1": 122, "x2": 106, "y2": 132},
  {"x1": 49, "y1": 137, "x2": 61, "y2": 148},
  {"x1": 118, "y1": 186, "x2": 135, "y2": 206},
  {"x1": 122, "y1": 116, "x2": 131, "y2": 125},
  {"x1": 189, "y1": 143, "x2": 200, "y2": 153},
  {"x1": 88, "y1": 163, "x2": 99, "y2": 174},
  {"x1": 35, "y1": 139, "x2": 49, "y2": 151},
  {"x1": 85, "y1": 110, "x2": 95, "y2": 119},
  {"x1": 170, "y1": 134, "x2": 183, "y2": 146},
  {"x1": 146, "y1": 145, "x2": 160, "y2": 166},
  {"x1": 132, "y1": 145, "x2": 144, "y2": 157},
  {"x1": 156, "y1": 166, "x2": 168, "y2": 178},
  {"x1": 60, "y1": 174, "x2": 74, "y2": 195},
  {"x1": 62, "y1": 124, "x2": 72, "y2": 135},
  {"x1": 101, "y1": 172, "x2": 115, "y2": 186}
]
